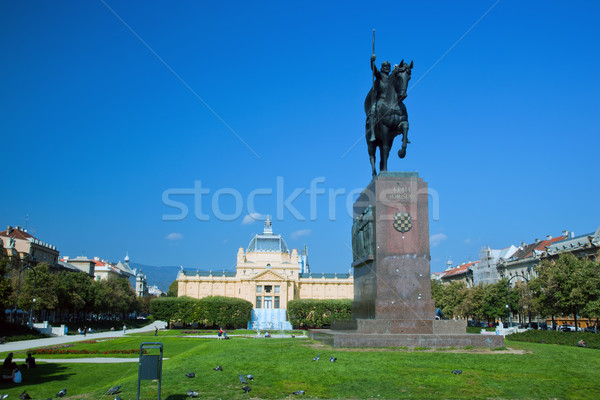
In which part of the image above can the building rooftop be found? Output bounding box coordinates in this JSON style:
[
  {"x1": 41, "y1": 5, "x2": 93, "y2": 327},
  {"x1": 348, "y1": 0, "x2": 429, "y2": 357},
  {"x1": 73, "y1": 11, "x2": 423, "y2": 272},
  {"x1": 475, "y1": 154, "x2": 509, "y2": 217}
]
[
  {"x1": 246, "y1": 217, "x2": 289, "y2": 254},
  {"x1": 442, "y1": 261, "x2": 478, "y2": 278}
]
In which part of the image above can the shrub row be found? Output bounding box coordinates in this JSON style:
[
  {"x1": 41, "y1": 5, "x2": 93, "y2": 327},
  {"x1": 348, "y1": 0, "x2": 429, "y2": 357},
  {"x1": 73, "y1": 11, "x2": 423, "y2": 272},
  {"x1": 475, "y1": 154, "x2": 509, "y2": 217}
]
[
  {"x1": 150, "y1": 296, "x2": 252, "y2": 329},
  {"x1": 287, "y1": 299, "x2": 352, "y2": 329},
  {"x1": 0, "y1": 320, "x2": 49, "y2": 342},
  {"x1": 506, "y1": 329, "x2": 600, "y2": 349}
]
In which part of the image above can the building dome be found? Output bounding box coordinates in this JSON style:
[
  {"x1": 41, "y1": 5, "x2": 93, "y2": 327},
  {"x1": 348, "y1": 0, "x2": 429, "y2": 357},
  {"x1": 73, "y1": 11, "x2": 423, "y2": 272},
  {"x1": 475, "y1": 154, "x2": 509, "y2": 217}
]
[{"x1": 246, "y1": 216, "x2": 289, "y2": 254}]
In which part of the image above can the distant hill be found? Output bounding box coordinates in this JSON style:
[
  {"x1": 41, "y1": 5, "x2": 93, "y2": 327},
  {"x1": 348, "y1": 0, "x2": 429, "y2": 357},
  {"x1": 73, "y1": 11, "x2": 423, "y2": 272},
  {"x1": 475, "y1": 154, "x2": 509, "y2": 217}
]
[{"x1": 130, "y1": 263, "x2": 180, "y2": 292}]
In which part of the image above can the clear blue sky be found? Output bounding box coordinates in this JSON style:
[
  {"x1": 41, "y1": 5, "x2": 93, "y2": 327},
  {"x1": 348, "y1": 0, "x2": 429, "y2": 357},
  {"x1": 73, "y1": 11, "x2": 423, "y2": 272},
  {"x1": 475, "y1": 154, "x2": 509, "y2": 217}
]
[{"x1": 1, "y1": 1, "x2": 598, "y2": 275}]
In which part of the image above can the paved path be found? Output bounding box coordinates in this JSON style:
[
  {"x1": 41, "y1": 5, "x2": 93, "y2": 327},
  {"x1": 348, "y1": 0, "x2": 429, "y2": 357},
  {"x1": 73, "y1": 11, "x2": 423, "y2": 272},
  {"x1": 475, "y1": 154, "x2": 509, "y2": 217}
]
[
  {"x1": 0, "y1": 320, "x2": 168, "y2": 352},
  {"x1": 12, "y1": 357, "x2": 152, "y2": 363}
]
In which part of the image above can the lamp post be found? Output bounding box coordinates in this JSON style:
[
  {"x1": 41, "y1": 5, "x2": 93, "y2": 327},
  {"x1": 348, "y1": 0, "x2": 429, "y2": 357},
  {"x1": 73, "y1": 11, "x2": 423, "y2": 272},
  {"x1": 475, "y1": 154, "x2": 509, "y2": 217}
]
[{"x1": 13, "y1": 259, "x2": 37, "y2": 326}]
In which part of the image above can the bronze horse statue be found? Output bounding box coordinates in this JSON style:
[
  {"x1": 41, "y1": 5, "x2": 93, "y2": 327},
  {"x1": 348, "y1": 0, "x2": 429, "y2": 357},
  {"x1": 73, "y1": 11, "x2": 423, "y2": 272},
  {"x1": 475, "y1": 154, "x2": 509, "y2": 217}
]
[{"x1": 364, "y1": 60, "x2": 413, "y2": 176}]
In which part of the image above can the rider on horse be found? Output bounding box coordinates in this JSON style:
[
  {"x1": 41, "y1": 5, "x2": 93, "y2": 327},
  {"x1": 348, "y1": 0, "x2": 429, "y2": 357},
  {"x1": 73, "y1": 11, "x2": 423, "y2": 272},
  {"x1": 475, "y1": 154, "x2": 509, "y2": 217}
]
[{"x1": 367, "y1": 55, "x2": 391, "y2": 142}]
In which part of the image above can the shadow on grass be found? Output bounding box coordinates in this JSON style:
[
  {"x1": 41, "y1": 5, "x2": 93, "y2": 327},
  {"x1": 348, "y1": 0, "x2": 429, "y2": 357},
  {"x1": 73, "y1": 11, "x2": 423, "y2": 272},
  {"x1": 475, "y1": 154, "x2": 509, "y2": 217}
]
[
  {"x1": 1, "y1": 363, "x2": 74, "y2": 390},
  {"x1": 165, "y1": 395, "x2": 189, "y2": 400}
]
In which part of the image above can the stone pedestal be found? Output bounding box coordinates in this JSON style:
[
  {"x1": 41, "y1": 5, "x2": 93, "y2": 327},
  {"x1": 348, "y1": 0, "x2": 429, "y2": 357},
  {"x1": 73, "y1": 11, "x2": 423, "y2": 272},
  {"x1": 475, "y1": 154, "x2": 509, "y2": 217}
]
[
  {"x1": 351, "y1": 172, "x2": 434, "y2": 330},
  {"x1": 313, "y1": 172, "x2": 504, "y2": 348}
]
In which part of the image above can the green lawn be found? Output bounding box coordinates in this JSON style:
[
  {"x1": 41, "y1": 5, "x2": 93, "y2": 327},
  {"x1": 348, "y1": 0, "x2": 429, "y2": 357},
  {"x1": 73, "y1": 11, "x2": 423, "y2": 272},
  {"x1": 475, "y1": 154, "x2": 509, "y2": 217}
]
[{"x1": 1, "y1": 335, "x2": 599, "y2": 399}]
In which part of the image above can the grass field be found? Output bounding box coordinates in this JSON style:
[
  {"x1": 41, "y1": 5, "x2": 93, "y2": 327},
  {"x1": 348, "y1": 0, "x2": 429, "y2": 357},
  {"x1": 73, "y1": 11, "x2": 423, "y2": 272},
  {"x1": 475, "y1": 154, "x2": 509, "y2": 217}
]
[{"x1": 1, "y1": 334, "x2": 599, "y2": 399}]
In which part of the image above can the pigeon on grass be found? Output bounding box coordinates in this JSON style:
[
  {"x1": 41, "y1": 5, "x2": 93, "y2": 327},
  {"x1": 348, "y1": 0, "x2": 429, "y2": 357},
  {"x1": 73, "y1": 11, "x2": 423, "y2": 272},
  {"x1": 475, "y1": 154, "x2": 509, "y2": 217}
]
[
  {"x1": 19, "y1": 391, "x2": 32, "y2": 400},
  {"x1": 246, "y1": 374, "x2": 254, "y2": 380},
  {"x1": 56, "y1": 388, "x2": 67, "y2": 398},
  {"x1": 213, "y1": 366, "x2": 223, "y2": 371},
  {"x1": 329, "y1": 356, "x2": 337, "y2": 362},
  {"x1": 452, "y1": 369, "x2": 462, "y2": 375},
  {"x1": 293, "y1": 390, "x2": 305, "y2": 395},
  {"x1": 106, "y1": 385, "x2": 122, "y2": 395},
  {"x1": 242, "y1": 386, "x2": 251, "y2": 393},
  {"x1": 186, "y1": 372, "x2": 195, "y2": 378},
  {"x1": 239, "y1": 373, "x2": 248, "y2": 384},
  {"x1": 187, "y1": 390, "x2": 199, "y2": 397},
  {"x1": 312, "y1": 354, "x2": 320, "y2": 361}
]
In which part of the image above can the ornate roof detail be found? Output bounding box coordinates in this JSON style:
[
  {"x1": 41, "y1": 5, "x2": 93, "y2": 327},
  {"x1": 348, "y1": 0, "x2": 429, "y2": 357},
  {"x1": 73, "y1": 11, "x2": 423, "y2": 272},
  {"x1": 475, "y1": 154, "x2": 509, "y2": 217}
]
[{"x1": 246, "y1": 217, "x2": 289, "y2": 254}]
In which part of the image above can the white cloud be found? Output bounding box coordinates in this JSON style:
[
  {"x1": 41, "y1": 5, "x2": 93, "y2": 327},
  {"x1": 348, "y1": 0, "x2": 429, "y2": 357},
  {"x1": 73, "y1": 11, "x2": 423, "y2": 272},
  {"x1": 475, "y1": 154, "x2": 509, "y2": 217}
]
[
  {"x1": 291, "y1": 229, "x2": 312, "y2": 240},
  {"x1": 242, "y1": 212, "x2": 263, "y2": 225},
  {"x1": 430, "y1": 233, "x2": 447, "y2": 247},
  {"x1": 166, "y1": 232, "x2": 183, "y2": 241}
]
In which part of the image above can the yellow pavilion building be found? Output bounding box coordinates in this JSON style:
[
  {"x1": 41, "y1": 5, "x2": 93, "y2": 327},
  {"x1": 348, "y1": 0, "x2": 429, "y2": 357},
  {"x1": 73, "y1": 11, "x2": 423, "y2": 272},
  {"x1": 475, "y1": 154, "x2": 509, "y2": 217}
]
[{"x1": 176, "y1": 217, "x2": 353, "y2": 329}]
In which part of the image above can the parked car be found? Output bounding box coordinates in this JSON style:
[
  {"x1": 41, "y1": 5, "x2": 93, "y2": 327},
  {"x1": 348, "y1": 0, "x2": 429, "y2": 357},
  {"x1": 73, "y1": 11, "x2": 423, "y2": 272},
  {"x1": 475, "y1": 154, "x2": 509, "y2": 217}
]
[
  {"x1": 559, "y1": 324, "x2": 582, "y2": 332},
  {"x1": 559, "y1": 324, "x2": 573, "y2": 332}
]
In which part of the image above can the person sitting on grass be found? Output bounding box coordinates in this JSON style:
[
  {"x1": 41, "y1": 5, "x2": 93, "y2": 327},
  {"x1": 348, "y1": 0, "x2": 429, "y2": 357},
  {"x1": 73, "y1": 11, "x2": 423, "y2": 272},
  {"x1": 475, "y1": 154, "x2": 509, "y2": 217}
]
[
  {"x1": 2, "y1": 363, "x2": 21, "y2": 384},
  {"x1": 25, "y1": 353, "x2": 36, "y2": 369},
  {"x1": 2, "y1": 354, "x2": 13, "y2": 372}
]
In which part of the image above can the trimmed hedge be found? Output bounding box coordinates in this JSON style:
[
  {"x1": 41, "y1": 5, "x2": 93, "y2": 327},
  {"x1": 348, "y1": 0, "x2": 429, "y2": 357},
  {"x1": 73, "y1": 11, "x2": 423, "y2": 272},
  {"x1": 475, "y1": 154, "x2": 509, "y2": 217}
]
[
  {"x1": 150, "y1": 296, "x2": 198, "y2": 325},
  {"x1": 193, "y1": 296, "x2": 253, "y2": 329},
  {"x1": 287, "y1": 299, "x2": 352, "y2": 329},
  {"x1": 506, "y1": 329, "x2": 600, "y2": 349},
  {"x1": 150, "y1": 296, "x2": 252, "y2": 329},
  {"x1": 0, "y1": 320, "x2": 49, "y2": 342}
]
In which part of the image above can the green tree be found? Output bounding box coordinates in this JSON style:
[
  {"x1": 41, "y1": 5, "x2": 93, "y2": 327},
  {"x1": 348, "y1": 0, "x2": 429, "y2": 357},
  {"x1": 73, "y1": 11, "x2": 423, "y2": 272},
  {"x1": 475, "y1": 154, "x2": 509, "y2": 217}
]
[
  {"x1": 482, "y1": 280, "x2": 510, "y2": 322},
  {"x1": 20, "y1": 263, "x2": 58, "y2": 316},
  {"x1": 55, "y1": 271, "x2": 94, "y2": 318},
  {"x1": 430, "y1": 279, "x2": 444, "y2": 308},
  {"x1": 437, "y1": 281, "x2": 467, "y2": 318},
  {"x1": 458, "y1": 283, "x2": 485, "y2": 321},
  {"x1": 103, "y1": 276, "x2": 138, "y2": 317},
  {"x1": 167, "y1": 280, "x2": 178, "y2": 297},
  {"x1": 534, "y1": 253, "x2": 600, "y2": 328},
  {"x1": 137, "y1": 295, "x2": 154, "y2": 315},
  {"x1": 0, "y1": 257, "x2": 12, "y2": 311}
]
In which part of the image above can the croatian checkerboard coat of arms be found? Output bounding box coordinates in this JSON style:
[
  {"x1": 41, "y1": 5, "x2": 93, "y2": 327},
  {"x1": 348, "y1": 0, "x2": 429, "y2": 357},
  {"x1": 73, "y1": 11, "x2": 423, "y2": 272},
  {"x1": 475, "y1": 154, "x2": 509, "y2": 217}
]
[{"x1": 393, "y1": 211, "x2": 412, "y2": 233}]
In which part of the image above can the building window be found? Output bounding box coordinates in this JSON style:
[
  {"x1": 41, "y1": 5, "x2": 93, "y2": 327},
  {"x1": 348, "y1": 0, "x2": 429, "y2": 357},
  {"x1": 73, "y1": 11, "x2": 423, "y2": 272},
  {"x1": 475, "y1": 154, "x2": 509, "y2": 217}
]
[
  {"x1": 265, "y1": 285, "x2": 272, "y2": 293},
  {"x1": 275, "y1": 285, "x2": 280, "y2": 293},
  {"x1": 256, "y1": 285, "x2": 262, "y2": 293},
  {"x1": 264, "y1": 296, "x2": 272, "y2": 308},
  {"x1": 256, "y1": 296, "x2": 262, "y2": 308},
  {"x1": 274, "y1": 296, "x2": 280, "y2": 308},
  {"x1": 266, "y1": 263, "x2": 271, "y2": 269}
]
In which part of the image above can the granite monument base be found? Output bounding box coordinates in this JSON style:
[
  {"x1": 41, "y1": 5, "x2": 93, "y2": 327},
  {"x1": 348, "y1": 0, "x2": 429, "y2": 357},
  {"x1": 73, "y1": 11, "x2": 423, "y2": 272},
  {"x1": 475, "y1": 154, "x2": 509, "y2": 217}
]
[
  {"x1": 309, "y1": 328, "x2": 505, "y2": 348},
  {"x1": 333, "y1": 171, "x2": 504, "y2": 348}
]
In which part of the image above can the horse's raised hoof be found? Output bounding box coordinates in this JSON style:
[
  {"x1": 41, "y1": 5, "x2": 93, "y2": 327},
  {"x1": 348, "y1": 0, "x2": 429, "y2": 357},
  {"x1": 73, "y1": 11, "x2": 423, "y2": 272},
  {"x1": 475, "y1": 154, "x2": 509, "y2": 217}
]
[{"x1": 398, "y1": 148, "x2": 406, "y2": 159}]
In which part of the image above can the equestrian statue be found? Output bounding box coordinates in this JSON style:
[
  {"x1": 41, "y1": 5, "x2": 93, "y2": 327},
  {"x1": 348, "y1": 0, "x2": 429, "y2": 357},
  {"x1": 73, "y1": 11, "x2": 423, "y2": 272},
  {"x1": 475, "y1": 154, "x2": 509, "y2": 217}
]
[{"x1": 365, "y1": 50, "x2": 413, "y2": 176}]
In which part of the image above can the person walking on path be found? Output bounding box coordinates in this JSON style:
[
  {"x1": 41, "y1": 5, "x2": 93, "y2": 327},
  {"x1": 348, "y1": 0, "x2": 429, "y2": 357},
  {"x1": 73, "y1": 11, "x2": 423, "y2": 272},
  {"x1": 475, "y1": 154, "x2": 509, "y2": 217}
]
[
  {"x1": 154, "y1": 327, "x2": 158, "y2": 336},
  {"x1": 123, "y1": 324, "x2": 126, "y2": 334}
]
